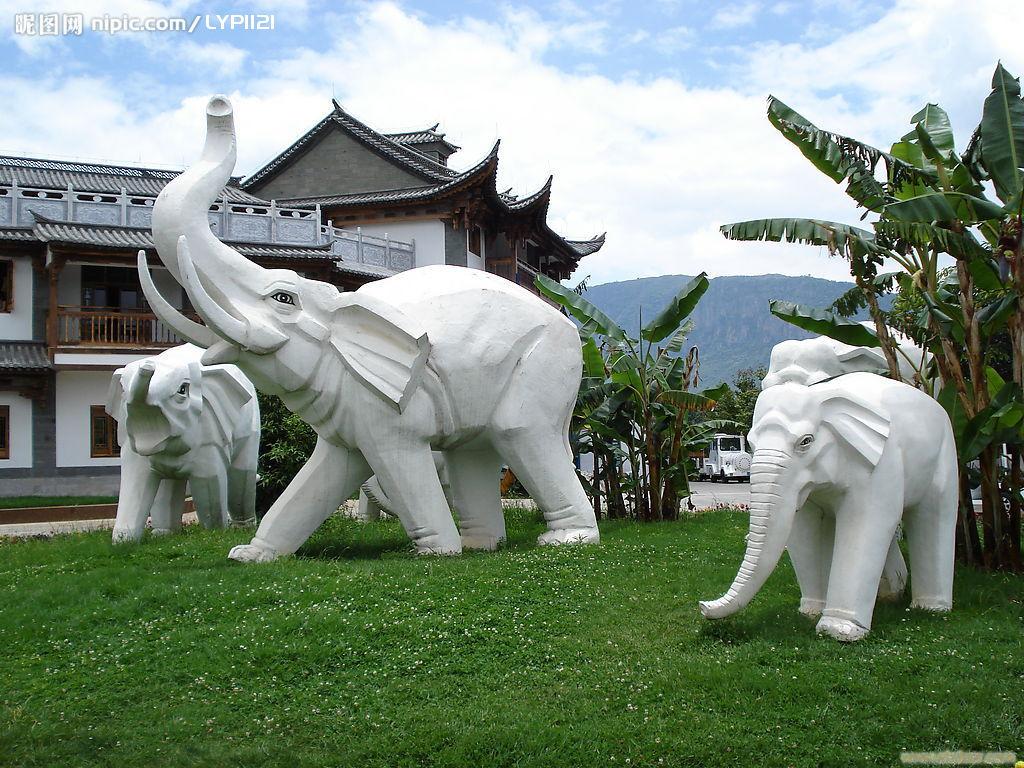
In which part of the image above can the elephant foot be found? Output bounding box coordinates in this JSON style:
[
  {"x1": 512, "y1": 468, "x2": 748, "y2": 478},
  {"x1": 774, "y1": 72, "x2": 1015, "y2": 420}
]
[
  {"x1": 229, "y1": 517, "x2": 256, "y2": 529},
  {"x1": 111, "y1": 527, "x2": 142, "y2": 544},
  {"x1": 798, "y1": 598, "x2": 825, "y2": 618},
  {"x1": 909, "y1": 598, "x2": 952, "y2": 612},
  {"x1": 816, "y1": 615, "x2": 869, "y2": 642},
  {"x1": 414, "y1": 542, "x2": 463, "y2": 556},
  {"x1": 460, "y1": 533, "x2": 505, "y2": 551},
  {"x1": 228, "y1": 539, "x2": 281, "y2": 563},
  {"x1": 537, "y1": 526, "x2": 600, "y2": 546},
  {"x1": 150, "y1": 527, "x2": 174, "y2": 537}
]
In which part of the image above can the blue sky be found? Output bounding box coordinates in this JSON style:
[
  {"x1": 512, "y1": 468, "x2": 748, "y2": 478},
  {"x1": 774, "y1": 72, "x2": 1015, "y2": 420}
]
[{"x1": 0, "y1": 0, "x2": 1020, "y2": 283}]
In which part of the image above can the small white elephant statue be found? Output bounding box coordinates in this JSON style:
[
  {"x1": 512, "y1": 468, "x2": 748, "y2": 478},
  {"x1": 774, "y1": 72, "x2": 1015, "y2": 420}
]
[
  {"x1": 762, "y1": 323, "x2": 931, "y2": 390},
  {"x1": 139, "y1": 95, "x2": 598, "y2": 561},
  {"x1": 106, "y1": 344, "x2": 260, "y2": 542},
  {"x1": 700, "y1": 372, "x2": 957, "y2": 642}
]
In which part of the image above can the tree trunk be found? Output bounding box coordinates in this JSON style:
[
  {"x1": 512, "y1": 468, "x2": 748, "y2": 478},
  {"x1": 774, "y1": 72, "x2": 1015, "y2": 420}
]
[{"x1": 956, "y1": 471, "x2": 983, "y2": 566}]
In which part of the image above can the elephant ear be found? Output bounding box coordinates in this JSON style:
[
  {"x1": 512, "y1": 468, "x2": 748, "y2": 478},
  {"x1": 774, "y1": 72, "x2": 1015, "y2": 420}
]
[
  {"x1": 820, "y1": 390, "x2": 891, "y2": 467},
  {"x1": 200, "y1": 365, "x2": 254, "y2": 444},
  {"x1": 835, "y1": 346, "x2": 889, "y2": 377},
  {"x1": 105, "y1": 368, "x2": 129, "y2": 446},
  {"x1": 330, "y1": 293, "x2": 430, "y2": 412}
]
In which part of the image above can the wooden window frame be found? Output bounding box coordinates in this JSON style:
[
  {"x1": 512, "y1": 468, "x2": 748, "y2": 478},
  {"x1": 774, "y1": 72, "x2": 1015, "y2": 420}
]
[
  {"x1": 0, "y1": 259, "x2": 13, "y2": 314},
  {"x1": 89, "y1": 405, "x2": 120, "y2": 458},
  {"x1": 0, "y1": 405, "x2": 9, "y2": 460}
]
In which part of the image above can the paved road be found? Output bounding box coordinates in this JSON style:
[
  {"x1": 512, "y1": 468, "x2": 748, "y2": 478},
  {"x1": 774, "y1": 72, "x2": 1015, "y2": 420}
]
[{"x1": 686, "y1": 480, "x2": 751, "y2": 511}]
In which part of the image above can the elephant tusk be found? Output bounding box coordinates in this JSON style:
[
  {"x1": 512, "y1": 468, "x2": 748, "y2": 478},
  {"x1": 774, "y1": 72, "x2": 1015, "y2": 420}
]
[
  {"x1": 176, "y1": 235, "x2": 287, "y2": 354},
  {"x1": 138, "y1": 250, "x2": 220, "y2": 349}
]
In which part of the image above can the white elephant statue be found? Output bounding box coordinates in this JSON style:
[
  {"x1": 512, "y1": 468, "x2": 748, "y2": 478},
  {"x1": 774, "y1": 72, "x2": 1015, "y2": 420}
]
[
  {"x1": 139, "y1": 95, "x2": 598, "y2": 560},
  {"x1": 762, "y1": 322, "x2": 931, "y2": 390},
  {"x1": 700, "y1": 372, "x2": 957, "y2": 641},
  {"x1": 106, "y1": 344, "x2": 260, "y2": 543}
]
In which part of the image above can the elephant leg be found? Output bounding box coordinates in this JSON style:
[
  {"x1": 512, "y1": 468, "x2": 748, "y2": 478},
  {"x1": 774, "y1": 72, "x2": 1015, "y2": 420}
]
[
  {"x1": 876, "y1": 531, "x2": 908, "y2": 601},
  {"x1": 787, "y1": 502, "x2": 834, "y2": 618},
  {"x1": 493, "y1": 427, "x2": 598, "y2": 546},
  {"x1": 229, "y1": 439, "x2": 371, "y2": 562},
  {"x1": 112, "y1": 448, "x2": 161, "y2": 543},
  {"x1": 226, "y1": 467, "x2": 257, "y2": 527},
  {"x1": 446, "y1": 448, "x2": 505, "y2": 551},
  {"x1": 227, "y1": 434, "x2": 259, "y2": 527},
  {"x1": 190, "y1": 469, "x2": 229, "y2": 530},
  {"x1": 358, "y1": 488, "x2": 383, "y2": 522},
  {"x1": 363, "y1": 443, "x2": 462, "y2": 555},
  {"x1": 818, "y1": 495, "x2": 902, "y2": 642},
  {"x1": 903, "y1": 481, "x2": 957, "y2": 612},
  {"x1": 150, "y1": 478, "x2": 186, "y2": 536}
]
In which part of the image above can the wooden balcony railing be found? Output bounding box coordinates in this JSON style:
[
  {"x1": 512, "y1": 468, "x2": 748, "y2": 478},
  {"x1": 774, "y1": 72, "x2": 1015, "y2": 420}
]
[{"x1": 56, "y1": 306, "x2": 200, "y2": 349}]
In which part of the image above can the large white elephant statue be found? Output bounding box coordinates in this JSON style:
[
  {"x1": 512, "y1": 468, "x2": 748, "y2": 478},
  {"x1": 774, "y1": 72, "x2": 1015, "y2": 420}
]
[
  {"x1": 106, "y1": 344, "x2": 259, "y2": 542},
  {"x1": 140, "y1": 95, "x2": 598, "y2": 560},
  {"x1": 700, "y1": 372, "x2": 957, "y2": 641}
]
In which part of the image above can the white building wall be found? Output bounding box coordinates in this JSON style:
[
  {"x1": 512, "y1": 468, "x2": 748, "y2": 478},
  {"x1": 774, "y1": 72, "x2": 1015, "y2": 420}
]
[
  {"x1": 355, "y1": 220, "x2": 446, "y2": 268},
  {"x1": 55, "y1": 370, "x2": 122, "y2": 468},
  {"x1": 0, "y1": 393, "x2": 33, "y2": 468},
  {"x1": 0, "y1": 257, "x2": 34, "y2": 340}
]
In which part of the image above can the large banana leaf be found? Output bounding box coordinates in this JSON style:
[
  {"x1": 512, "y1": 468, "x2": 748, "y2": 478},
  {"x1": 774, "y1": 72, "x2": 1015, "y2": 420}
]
[
  {"x1": 980, "y1": 63, "x2": 1024, "y2": 205},
  {"x1": 911, "y1": 103, "x2": 955, "y2": 157},
  {"x1": 535, "y1": 273, "x2": 625, "y2": 341},
  {"x1": 640, "y1": 273, "x2": 709, "y2": 343},
  {"x1": 721, "y1": 217, "x2": 887, "y2": 261},
  {"x1": 769, "y1": 299, "x2": 880, "y2": 347},
  {"x1": 581, "y1": 337, "x2": 605, "y2": 379},
  {"x1": 873, "y1": 220, "x2": 990, "y2": 260},
  {"x1": 883, "y1": 191, "x2": 1005, "y2": 224},
  {"x1": 767, "y1": 96, "x2": 936, "y2": 210}
]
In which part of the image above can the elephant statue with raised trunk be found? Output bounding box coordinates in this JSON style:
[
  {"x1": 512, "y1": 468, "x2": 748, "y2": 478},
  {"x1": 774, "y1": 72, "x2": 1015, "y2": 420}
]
[
  {"x1": 141, "y1": 95, "x2": 598, "y2": 561},
  {"x1": 106, "y1": 344, "x2": 260, "y2": 542},
  {"x1": 700, "y1": 372, "x2": 957, "y2": 642}
]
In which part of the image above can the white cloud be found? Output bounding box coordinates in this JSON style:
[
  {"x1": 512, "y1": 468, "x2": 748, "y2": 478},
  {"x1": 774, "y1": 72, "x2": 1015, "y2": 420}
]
[
  {"x1": 652, "y1": 25, "x2": 695, "y2": 54},
  {"x1": 709, "y1": 2, "x2": 761, "y2": 29},
  {"x1": 0, "y1": 0, "x2": 1021, "y2": 287},
  {"x1": 175, "y1": 40, "x2": 248, "y2": 76}
]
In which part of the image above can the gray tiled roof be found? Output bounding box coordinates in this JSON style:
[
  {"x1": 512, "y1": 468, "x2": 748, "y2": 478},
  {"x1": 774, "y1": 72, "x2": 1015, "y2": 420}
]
[
  {"x1": 276, "y1": 141, "x2": 501, "y2": 208},
  {"x1": 242, "y1": 102, "x2": 458, "y2": 189},
  {"x1": 0, "y1": 155, "x2": 265, "y2": 204},
  {"x1": 30, "y1": 216, "x2": 338, "y2": 260},
  {"x1": 566, "y1": 233, "x2": 606, "y2": 257},
  {"x1": 385, "y1": 126, "x2": 460, "y2": 154},
  {"x1": 0, "y1": 226, "x2": 36, "y2": 242},
  {"x1": 334, "y1": 260, "x2": 396, "y2": 279},
  {"x1": 0, "y1": 342, "x2": 51, "y2": 371}
]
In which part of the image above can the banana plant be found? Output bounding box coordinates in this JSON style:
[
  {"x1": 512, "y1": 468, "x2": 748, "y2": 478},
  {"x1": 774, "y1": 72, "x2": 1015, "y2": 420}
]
[
  {"x1": 720, "y1": 63, "x2": 1024, "y2": 571},
  {"x1": 537, "y1": 272, "x2": 736, "y2": 520}
]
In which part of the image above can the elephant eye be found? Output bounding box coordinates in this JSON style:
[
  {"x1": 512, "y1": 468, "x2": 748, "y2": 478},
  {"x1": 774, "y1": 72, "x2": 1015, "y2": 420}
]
[
  {"x1": 177, "y1": 383, "x2": 189, "y2": 396},
  {"x1": 797, "y1": 434, "x2": 814, "y2": 449},
  {"x1": 271, "y1": 291, "x2": 296, "y2": 306}
]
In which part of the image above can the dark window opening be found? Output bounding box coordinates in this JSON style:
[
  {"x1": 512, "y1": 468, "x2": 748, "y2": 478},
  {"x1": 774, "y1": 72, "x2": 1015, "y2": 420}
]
[
  {"x1": 0, "y1": 260, "x2": 12, "y2": 313},
  {"x1": 468, "y1": 226, "x2": 483, "y2": 256},
  {"x1": 0, "y1": 405, "x2": 9, "y2": 460},
  {"x1": 90, "y1": 405, "x2": 120, "y2": 458}
]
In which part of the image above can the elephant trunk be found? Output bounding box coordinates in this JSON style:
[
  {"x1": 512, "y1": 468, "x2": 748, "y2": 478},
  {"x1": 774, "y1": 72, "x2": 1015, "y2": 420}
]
[
  {"x1": 128, "y1": 362, "x2": 154, "y2": 405},
  {"x1": 150, "y1": 96, "x2": 287, "y2": 358},
  {"x1": 699, "y1": 448, "x2": 796, "y2": 619}
]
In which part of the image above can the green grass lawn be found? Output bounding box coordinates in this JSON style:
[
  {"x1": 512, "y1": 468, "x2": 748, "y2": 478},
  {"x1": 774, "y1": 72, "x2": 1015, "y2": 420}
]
[
  {"x1": 0, "y1": 496, "x2": 118, "y2": 510},
  {"x1": 0, "y1": 509, "x2": 1020, "y2": 768}
]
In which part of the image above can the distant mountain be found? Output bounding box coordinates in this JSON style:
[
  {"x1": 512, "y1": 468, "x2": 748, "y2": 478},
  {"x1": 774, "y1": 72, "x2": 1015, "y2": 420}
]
[{"x1": 581, "y1": 274, "x2": 868, "y2": 388}]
